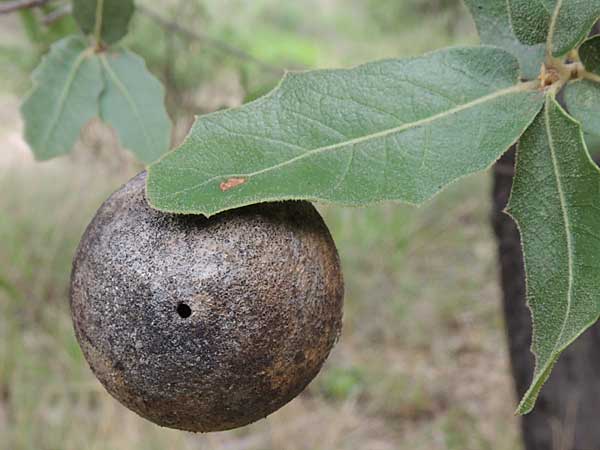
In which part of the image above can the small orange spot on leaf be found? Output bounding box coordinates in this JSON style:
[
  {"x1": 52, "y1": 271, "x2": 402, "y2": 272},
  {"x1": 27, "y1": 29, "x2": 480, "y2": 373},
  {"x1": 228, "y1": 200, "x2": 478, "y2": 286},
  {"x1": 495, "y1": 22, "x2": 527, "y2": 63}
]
[{"x1": 220, "y1": 178, "x2": 246, "y2": 192}]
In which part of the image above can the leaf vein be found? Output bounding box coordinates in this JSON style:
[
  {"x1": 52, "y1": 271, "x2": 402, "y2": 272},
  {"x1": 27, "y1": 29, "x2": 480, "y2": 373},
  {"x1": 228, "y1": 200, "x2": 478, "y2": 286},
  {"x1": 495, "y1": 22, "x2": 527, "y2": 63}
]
[{"x1": 100, "y1": 55, "x2": 153, "y2": 151}]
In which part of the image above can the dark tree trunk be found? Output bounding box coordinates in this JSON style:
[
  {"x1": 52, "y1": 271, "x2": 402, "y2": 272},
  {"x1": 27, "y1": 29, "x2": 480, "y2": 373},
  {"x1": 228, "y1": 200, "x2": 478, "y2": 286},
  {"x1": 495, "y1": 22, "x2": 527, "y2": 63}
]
[{"x1": 492, "y1": 149, "x2": 600, "y2": 450}]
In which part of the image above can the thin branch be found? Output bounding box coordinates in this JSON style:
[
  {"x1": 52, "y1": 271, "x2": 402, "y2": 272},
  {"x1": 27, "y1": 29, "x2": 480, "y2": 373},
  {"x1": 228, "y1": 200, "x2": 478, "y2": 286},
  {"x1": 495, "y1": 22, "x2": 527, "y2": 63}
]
[
  {"x1": 9, "y1": 0, "x2": 286, "y2": 76},
  {"x1": 137, "y1": 5, "x2": 284, "y2": 76},
  {"x1": 0, "y1": 0, "x2": 50, "y2": 14},
  {"x1": 162, "y1": 0, "x2": 187, "y2": 109},
  {"x1": 582, "y1": 70, "x2": 600, "y2": 84},
  {"x1": 41, "y1": 3, "x2": 69, "y2": 25}
]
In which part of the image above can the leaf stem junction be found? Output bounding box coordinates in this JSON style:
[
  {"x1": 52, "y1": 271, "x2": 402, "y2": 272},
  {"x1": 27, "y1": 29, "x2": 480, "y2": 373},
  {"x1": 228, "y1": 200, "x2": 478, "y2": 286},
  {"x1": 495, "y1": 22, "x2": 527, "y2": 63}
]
[{"x1": 93, "y1": 0, "x2": 105, "y2": 51}]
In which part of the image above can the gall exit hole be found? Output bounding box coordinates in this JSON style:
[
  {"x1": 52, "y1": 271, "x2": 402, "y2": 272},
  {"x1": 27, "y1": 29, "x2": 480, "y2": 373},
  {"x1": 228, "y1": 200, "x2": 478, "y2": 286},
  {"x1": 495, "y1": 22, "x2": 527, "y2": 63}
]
[{"x1": 177, "y1": 303, "x2": 192, "y2": 319}]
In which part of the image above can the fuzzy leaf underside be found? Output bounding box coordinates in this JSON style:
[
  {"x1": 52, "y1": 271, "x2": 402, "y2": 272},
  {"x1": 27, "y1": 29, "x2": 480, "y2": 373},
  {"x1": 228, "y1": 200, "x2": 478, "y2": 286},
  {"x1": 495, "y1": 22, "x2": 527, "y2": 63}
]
[
  {"x1": 508, "y1": 0, "x2": 600, "y2": 56},
  {"x1": 564, "y1": 80, "x2": 600, "y2": 137},
  {"x1": 579, "y1": 36, "x2": 600, "y2": 75},
  {"x1": 147, "y1": 46, "x2": 544, "y2": 216},
  {"x1": 508, "y1": 0, "x2": 555, "y2": 48},
  {"x1": 549, "y1": 1, "x2": 600, "y2": 56},
  {"x1": 463, "y1": 0, "x2": 544, "y2": 80},
  {"x1": 99, "y1": 50, "x2": 172, "y2": 164},
  {"x1": 72, "y1": 0, "x2": 134, "y2": 45},
  {"x1": 20, "y1": 36, "x2": 103, "y2": 160},
  {"x1": 507, "y1": 96, "x2": 600, "y2": 414}
]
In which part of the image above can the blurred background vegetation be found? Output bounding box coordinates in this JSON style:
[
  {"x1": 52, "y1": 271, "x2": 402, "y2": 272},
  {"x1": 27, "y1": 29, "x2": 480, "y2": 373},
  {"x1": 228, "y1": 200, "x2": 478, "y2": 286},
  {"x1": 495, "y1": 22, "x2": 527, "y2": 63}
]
[{"x1": 0, "y1": 1, "x2": 525, "y2": 449}]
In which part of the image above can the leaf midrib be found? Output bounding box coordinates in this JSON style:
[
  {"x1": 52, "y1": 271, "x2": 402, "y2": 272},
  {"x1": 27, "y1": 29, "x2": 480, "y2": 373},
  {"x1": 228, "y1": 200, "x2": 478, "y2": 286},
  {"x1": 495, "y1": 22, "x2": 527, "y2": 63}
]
[
  {"x1": 544, "y1": 97, "x2": 575, "y2": 357},
  {"x1": 40, "y1": 49, "x2": 88, "y2": 156},
  {"x1": 540, "y1": 0, "x2": 555, "y2": 15},
  {"x1": 517, "y1": 97, "x2": 591, "y2": 415},
  {"x1": 546, "y1": 0, "x2": 563, "y2": 54},
  {"x1": 100, "y1": 54, "x2": 153, "y2": 151},
  {"x1": 172, "y1": 82, "x2": 534, "y2": 194}
]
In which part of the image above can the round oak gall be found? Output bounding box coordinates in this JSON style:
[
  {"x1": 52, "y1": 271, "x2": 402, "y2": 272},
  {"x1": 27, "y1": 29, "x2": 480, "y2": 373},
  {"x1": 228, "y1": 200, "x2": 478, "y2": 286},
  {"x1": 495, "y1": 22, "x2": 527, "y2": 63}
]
[{"x1": 70, "y1": 172, "x2": 344, "y2": 432}]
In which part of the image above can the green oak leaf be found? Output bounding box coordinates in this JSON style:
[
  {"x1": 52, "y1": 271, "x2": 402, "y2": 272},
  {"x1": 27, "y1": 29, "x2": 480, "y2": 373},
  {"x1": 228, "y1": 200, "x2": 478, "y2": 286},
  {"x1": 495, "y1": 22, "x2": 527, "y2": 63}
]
[
  {"x1": 564, "y1": 80, "x2": 600, "y2": 137},
  {"x1": 147, "y1": 46, "x2": 544, "y2": 216},
  {"x1": 20, "y1": 36, "x2": 103, "y2": 160},
  {"x1": 579, "y1": 36, "x2": 600, "y2": 75},
  {"x1": 99, "y1": 49, "x2": 172, "y2": 164},
  {"x1": 463, "y1": 0, "x2": 544, "y2": 80},
  {"x1": 586, "y1": 133, "x2": 600, "y2": 155},
  {"x1": 72, "y1": 0, "x2": 134, "y2": 45},
  {"x1": 508, "y1": 0, "x2": 600, "y2": 56},
  {"x1": 550, "y1": 1, "x2": 600, "y2": 56},
  {"x1": 507, "y1": 95, "x2": 600, "y2": 414},
  {"x1": 507, "y1": 0, "x2": 555, "y2": 47}
]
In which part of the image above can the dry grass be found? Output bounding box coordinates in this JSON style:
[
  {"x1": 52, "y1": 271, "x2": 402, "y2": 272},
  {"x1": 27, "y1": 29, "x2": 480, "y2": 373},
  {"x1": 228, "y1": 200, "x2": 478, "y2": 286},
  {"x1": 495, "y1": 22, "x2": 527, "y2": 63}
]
[
  {"x1": 0, "y1": 1, "x2": 524, "y2": 448},
  {"x1": 0, "y1": 145, "x2": 523, "y2": 449}
]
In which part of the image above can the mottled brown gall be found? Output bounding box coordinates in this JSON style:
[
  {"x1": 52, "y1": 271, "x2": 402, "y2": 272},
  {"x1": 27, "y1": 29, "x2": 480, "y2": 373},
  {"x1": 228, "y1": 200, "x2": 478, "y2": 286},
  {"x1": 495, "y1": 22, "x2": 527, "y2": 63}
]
[{"x1": 70, "y1": 172, "x2": 344, "y2": 432}]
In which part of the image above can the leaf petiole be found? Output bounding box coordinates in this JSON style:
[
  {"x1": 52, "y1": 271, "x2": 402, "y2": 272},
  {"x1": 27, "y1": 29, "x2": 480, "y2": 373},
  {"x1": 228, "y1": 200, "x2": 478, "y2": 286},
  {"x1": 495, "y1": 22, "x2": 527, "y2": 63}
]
[
  {"x1": 545, "y1": 0, "x2": 563, "y2": 63},
  {"x1": 582, "y1": 70, "x2": 600, "y2": 84},
  {"x1": 93, "y1": 0, "x2": 104, "y2": 50}
]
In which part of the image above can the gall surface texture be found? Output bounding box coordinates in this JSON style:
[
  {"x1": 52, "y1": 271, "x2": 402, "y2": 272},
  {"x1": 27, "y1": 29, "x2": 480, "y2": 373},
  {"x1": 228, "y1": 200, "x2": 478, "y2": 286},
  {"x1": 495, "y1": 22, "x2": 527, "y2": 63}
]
[{"x1": 70, "y1": 172, "x2": 344, "y2": 432}]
